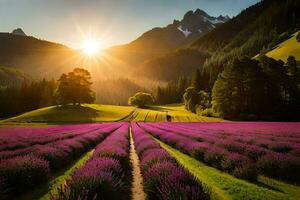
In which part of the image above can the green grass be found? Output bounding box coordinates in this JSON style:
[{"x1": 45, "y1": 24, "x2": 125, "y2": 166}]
[
  {"x1": 1, "y1": 104, "x2": 223, "y2": 124},
  {"x1": 155, "y1": 138, "x2": 300, "y2": 200},
  {"x1": 131, "y1": 108, "x2": 166, "y2": 122},
  {"x1": 1, "y1": 104, "x2": 134, "y2": 124},
  {"x1": 16, "y1": 149, "x2": 93, "y2": 200},
  {"x1": 266, "y1": 31, "x2": 300, "y2": 62},
  {"x1": 151, "y1": 104, "x2": 223, "y2": 122}
]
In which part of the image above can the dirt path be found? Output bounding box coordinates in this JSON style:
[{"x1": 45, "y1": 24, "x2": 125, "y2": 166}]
[
  {"x1": 129, "y1": 129, "x2": 147, "y2": 200},
  {"x1": 119, "y1": 108, "x2": 138, "y2": 121}
]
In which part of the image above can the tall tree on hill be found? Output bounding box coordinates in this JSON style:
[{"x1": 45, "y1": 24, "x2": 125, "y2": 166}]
[{"x1": 55, "y1": 68, "x2": 95, "y2": 106}]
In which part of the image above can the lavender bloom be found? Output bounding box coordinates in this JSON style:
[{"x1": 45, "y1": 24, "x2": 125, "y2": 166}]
[
  {"x1": 131, "y1": 123, "x2": 209, "y2": 200},
  {"x1": 0, "y1": 155, "x2": 50, "y2": 194},
  {"x1": 54, "y1": 123, "x2": 131, "y2": 200}
]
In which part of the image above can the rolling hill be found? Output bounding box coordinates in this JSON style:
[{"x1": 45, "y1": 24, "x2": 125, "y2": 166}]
[{"x1": 0, "y1": 104, "x2": 222, "y2": 124}]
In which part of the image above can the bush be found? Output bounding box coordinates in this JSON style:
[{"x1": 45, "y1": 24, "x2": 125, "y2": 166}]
[
  {"x1": 0, "y1": 155, "x2": 50, "y2": 194},
  {"x1": 60, "y1": 158, "x2": 125, "y2": 200},
  {"x1": 257, "y1": 152, "x2": 300, "y2": 183},
  {"x1": 128, "y1": 92, "x2": 154, "y2": 108},
  {"x1": 233, "y1": 164, "x2": 258, "y2": 182},
  {"x1": 297, "y1": 31, "x2": 300, "y2": 42},
  {"x1": 198, "y1": 108, "x2": 215, "y2": 117},
  {"x1": 204, "y1": 147, "x2": 226, "y2": 169}
]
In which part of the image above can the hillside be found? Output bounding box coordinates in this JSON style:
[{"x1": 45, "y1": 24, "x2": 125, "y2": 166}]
[
  {"x1": 0, "y1": 32, "x2": 77, "y2": 78},
  {"x1": 193, "y1": 0, "x2": 300, "y2": 82},
  {"x1": 0, "y1": 66, "x2": 32, "y2": 86},
  {"x1": 1, "y1": 104, "x2": 222, "y2": 124},
  {"x1": 134, "y1": 49, "x2": 209, "y2": 81},
  {"x1": 266, "y1": 31, "x2": 300, "y2": 61},
  {"x1": 139, "y1": 0, "x2": 300, "y2": 83}
]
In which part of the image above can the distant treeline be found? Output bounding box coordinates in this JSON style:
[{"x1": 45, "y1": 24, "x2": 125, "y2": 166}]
[{"x1": 0, "y1": 79, "x2": 57, "y2": 118}]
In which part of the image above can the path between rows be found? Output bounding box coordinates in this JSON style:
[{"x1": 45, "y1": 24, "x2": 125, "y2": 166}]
[{"x1": 129, "y1": 128, "x2": 147, "y2": 200}]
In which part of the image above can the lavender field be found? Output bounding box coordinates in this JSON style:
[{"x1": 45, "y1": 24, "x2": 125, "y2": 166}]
[{"x1": 0, "y1": 122, "x2": 300, "y2": 200}]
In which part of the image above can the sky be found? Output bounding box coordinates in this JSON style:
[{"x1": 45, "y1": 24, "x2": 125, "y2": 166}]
[{"x1": 0, "y1": 0, "x2": 260, "y2": 49}]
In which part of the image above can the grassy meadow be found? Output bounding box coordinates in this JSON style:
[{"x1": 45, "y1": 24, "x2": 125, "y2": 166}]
[{"x1": 0, "y1": 104, "x2": 223, "y2": 125}]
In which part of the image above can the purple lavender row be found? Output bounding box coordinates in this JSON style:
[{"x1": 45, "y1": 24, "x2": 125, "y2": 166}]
[
  {"x1": 131, "y1": 122, "x2": 209, "y2": 200},
  {"x1": 0, "y1": 123, "x2": 118, "y2": 151},
  {"x1": 0, "y1": 123, "x2": 121, "y2": 199},
  {"x1": 151, "y1": 122, "x2": 300, "y2": 148},
  {"x1": 173, "y1": 122, "x2": 300, "y2": 140},
  {"x1": 149, "y1": 122, "x2": 300, "y2": 159},
  {"x1": 140, "y1": 123, "x2": 300, "y2": 183},
  {"x1": 54, "y1": 123, "x2": 131, "y2": 200},
  {"x1": 0, "y1": 123, "x2": 122, "y2": 160}
]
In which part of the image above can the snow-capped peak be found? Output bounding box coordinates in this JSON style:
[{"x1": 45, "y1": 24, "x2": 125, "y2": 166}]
[{"x1": 177, "y1": 25, "x2": 192, "y2": 37}]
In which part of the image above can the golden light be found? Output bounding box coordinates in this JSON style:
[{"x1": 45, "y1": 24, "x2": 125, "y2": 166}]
[{"x1": 82, "y1": 39, "x2": 101, "y2": 56}]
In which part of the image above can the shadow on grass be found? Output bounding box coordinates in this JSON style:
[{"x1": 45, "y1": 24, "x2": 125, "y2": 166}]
[
  {"x1": 147, "y1": 106, "x2": 173, "y2": 112},
  {"x1": 255, "y1": 181, "x2": 284, "y2": 193},
  {"x1": 16, "y1": 105, "x2": 100, "y2": 124}
]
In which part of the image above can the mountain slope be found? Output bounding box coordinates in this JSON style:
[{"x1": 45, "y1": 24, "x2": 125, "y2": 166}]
[
  {"x1": 0, "y1": 66, "x2": 32, "y2": 87},
  {"x1": 134, "y1": 49, "x2": 209, "y2": 81},
  {"x1": 138, "y1": 0, "x2": 300, "y2": 83},
  {"x1": 0, "y1": 31, "x2": 77, "y2": 78},
  {"x1": 106, "y1": 9, "x2": 229, "y2": 68},
  {"x1": 266, "y1": 31, "x2": 300, "y2": 61}
]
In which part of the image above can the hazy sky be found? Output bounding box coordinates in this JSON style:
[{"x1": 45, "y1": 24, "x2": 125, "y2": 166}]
[{"x1": 0, "y1": 0, "x2": 259, "y2": 49}]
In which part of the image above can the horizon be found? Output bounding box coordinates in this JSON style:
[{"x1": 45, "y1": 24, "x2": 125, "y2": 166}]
[{"x1": 0, "y1": 0, "x2": 259, "y2": 49}]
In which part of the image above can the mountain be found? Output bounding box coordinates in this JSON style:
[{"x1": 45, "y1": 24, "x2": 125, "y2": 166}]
[
  {"x1": 134, "y1": 49, "x2": 209, "y2": 81},
  {"x1": 0, "y1": 32, "x2": 77, "y2": 78},
  {"x1": 11, "y1": 28, "x2": 27, "y2": 36},
  {"x1": 106, "y1": 9, "x2": 229, "y2": 68},
  {"x1": 137, "y1": 0, "x2": 300, "y2": 82},
  {"x1": 191, "y1": 0, "x2": 300, "y2": 81}
]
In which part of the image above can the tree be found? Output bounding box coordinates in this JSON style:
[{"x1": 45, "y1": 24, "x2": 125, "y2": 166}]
[
  {"x1": 286, "y1": 56, "x2": 298, "y2": 76},
  {"x1": 191, "y1": 69, "x2": 202, "y2": 92},
  {"x1": 55, "y1": 68, "x2": 95, "y2": 106},
  {"x1": 212, "y1": 56, "x2": 266, "y2": 119},
  {"x1": 183, "y1": 87, "x2": 198, "y2": 113},
  {"x1": 128, "y1": 92, "x2": 154, "y2": 108}
]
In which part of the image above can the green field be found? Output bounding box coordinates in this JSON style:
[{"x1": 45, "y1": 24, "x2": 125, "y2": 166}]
[
  {"x1": 266, "y1": 31, "x2": 300, "y2": 61},
  {"x1": 1, "y1": 104, "x2": 134, "y2": 124},
  {"x1": 0, "y1": 104, "x2": 222, "y2": 124}
]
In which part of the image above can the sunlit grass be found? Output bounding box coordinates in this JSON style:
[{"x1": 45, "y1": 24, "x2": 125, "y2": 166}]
[{"x1": 266, "y1": 31, "x2": 300, "y2": 61}]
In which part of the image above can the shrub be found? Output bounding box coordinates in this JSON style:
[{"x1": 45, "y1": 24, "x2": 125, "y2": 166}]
[
  {"x1": 257, "y1": 152, "x2": 300, "y2": 183},
  {"x1": 0, "y1": 155, "x2": 50, "y2": 194},
  {"x1": 60, "y1": 157, "x2": 124, "y2": 200},
  {"x1": 198, "y1": 108, "x2": 215, "y2": 117},
  {"x1": 128, "y1": 92, "x2": 154, "y2": 108},
  {"x1": 204, "y1": 147, "x2": 226, "y2": 169},
  {"x1": 233, "y1": 163, "x2": 258, "y2": 182}
]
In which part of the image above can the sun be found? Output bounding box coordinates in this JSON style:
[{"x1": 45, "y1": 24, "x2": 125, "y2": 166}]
[{"x1": 82, "y1": 39, "x2": 101, "y2": 56}]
